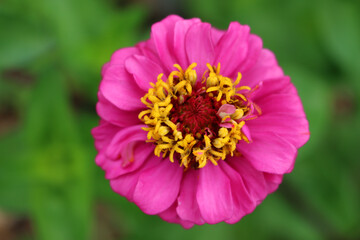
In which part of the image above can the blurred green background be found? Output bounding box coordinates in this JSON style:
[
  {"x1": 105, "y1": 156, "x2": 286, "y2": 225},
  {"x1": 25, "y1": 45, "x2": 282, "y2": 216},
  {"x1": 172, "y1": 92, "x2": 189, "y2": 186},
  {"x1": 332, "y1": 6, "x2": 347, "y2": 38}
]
[{"x1": 1, "y1": 0, "x2": 360, "y2": 239}]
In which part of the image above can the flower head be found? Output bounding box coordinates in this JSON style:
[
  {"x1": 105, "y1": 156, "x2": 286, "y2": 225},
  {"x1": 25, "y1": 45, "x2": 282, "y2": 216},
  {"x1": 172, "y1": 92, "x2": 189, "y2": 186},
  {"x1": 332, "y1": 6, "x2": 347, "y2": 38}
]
[{"x1": 92, "y1": 15, "x2": 310, "y2": 228}]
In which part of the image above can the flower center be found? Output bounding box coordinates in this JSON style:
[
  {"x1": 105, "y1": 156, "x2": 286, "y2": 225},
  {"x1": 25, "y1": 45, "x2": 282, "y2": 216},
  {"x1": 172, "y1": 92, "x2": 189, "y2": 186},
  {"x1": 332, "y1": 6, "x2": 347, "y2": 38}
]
[
  {"x1": 170, "y1": 92, "x2": 221, "y2": 137},
  {"x1": 138, "y1": 63, "x2": 260, "y2": 168}
]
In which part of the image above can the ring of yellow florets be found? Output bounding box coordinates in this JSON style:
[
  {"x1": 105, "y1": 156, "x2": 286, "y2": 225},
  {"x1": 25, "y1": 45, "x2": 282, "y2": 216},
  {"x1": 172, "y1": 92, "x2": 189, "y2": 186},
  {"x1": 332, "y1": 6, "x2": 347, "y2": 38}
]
[{"x1": 139, "y1": 63, "x2": 255, "y2": 169}]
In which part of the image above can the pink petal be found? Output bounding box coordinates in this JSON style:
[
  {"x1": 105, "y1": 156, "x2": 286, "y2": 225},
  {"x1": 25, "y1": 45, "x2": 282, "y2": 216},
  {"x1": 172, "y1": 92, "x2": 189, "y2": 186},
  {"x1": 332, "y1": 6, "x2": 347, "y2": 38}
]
[
  {"x1": 257, "y1": 93, "x2": 306, "y2": 118},
  {"x1": 101, "y1": 47, "x2": 140, "y2": 76},
  {"x1": 196, "y1": 163, "x2": 233, "y2": 224},
  {"x1": 159, "y1": 203, "x2": 194, "y2": 229},
  {"x1": 133, "y1": 160, "x2": 183, "y2": 214},
  {"x1": 96, "y1": 92, "x2": 140, "y2": 127},
  {"x1": 217, "y1": 104, "x2": 236, "y2": 118},
  {"x1": 251, "y1": 77, "x2": 296, "y2": 101},
  {"x1": 125, "y1": 55, "x2": 164, "y2": 91},
  {"x1": 136, "y1": 40, "x2": 162, "y2": 66},
  {"x1": 105, "y1": 124, "x2": 147, "y2": 160},
  {"x1": 91, "y1": 121, "x2": 121, "y2": 151},
  {"x1": 176, "y1": 169, "x2": 204, "y2": 225},
  {"x1": 247, "y1": 114, "x2": 309, "y2": 148},
  {"x1": 100, "y1": 65, "x2": 145, "y2": 111},
  {"x1": 237, "y1": 132, "x2": 297, "y2": 174},
  {"x1": 264, "y1": 173, "x2": 283, "y2": 193},
  {"x1": 219, "y1": 161, "x2": 256, "y2": 224},
  {"x1": 103, "y1": 143, "x2": 154, "y2": 179},
  {"x1": 185, "y1": 22, "x2": 215, "y2": 76},
  {"x1": 242, "y1": 49, "x2": 284, "y2": 87},
  {"x1": 211, "y1": 27, "x2": 225, "y2": 46},
  {"x1": 151, "y1": 15, "x2": 183, "y2": 73},
  {"x1": 173, "y1": 18, "x2": 201, "y2": 69},
  {"x1": 214, "y1": 22, "x2": 250, "y2": 76},
  {"x1": 108, "y1": 47, "x2": 140, "y2": 67},
  {"x1": 237, "y1": 34, "x2": 263, "y2": 74},
  {"x1": 228, "y1": 156, "x2": 269, "y2": 202},
  {"x1": 110, "y1": 154, "x2": 162, "y2": 202}
]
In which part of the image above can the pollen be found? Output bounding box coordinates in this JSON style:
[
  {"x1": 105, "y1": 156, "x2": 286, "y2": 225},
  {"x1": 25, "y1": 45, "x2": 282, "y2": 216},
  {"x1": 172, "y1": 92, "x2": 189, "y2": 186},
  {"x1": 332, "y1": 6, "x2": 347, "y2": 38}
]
[{"x1": 138, "y1": 63, "x2": 260, "y2": 169}]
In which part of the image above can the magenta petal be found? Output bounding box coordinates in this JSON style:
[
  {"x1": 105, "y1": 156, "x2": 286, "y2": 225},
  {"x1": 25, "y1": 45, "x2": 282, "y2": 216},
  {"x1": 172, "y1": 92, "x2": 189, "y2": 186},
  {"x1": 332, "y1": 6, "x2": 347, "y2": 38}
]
[
  {"x1": 242, "y1": 49, "x2": 284, "y2": 87},
  {"x1": 214, "y1": 22, "x2": 250, "y2": 76},
  {"x1": 197, "y1": 163, "x2": 233, "y2": 224},
  {"x1": 248, "y1": 114, "x2": 309, "y2": 148},
  {"x1": 151, "y1": 15, "x2": 183, "y2": 73},
  {"x1": 108, "y1": 47, "x2": 140, "y2": 67},
  {"x1": 125, "y1": 55, "x2": 164, "y2": 91},
  {"x1": 106, "y1": 125, "x2": 147, "y2": 160},
  {"x1": 258, "y1": 93, "x2": 306, "y2": 118},
  {"x1": 264, "y1": 173, "x2": 283, "y2": 193},
  {"x1": 91, "y1": 121, "x2": 121, "y2": 151},
  {"x1": 238, "y1": 34, "x2": 263, "y2": 73},
  {"x1": 104, "y1": 143, "x2": 154, "y2": 179},
  {"x1": 228, "y1": 157, "x2": 269, "y2": 202},
  {"x1": 173, "y1": 18, "x2": 201, "y2": 69},
  {"x1": 100, "y1": 65, "x2": 145, "y2": 110},
  {"x1": 185, "y1": 22, "x2": 215, "y2": 76},
  {"x1": 96, "y1": 92, "x2": 140, "y2": 127},
  {"x1": 133, "y1": 160, "x2": 183, "y2": 215},
  {"x1": 237, "y1": 132, "x2": 297, "y2": 174},
  {"x1": 219, "y1": 161, "x2": 256, "y2": 224},
  {"x1": 110, "y1": 154, "x2": 162, "y2": 202},
  {"x1": 176, "y1": 169, "x2": 204, "y2": 225},
  {"x1": 159, "y1": 203, "x2": 194, "y2": 229}
]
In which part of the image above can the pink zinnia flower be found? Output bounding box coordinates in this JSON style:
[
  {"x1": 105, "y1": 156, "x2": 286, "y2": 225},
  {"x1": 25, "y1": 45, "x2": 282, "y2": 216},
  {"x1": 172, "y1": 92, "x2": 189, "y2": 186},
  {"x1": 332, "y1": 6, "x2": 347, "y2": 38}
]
[{"x1": 92, "y1": 15, "x2": 309, "y2": 228}]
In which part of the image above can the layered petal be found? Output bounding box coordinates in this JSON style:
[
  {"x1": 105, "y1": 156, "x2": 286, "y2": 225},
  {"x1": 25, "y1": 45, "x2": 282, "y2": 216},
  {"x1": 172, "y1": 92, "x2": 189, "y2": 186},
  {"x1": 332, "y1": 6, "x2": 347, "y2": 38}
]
[
  {"x1": 197, "y1": 163, "x2": 233, "y2": 224},
  {"x1": 214, "y1": 22, "x2": 250, "y2": 76},
  {"x1": 151, "y1": 15, "x2": 183, "y2": 73},
  {"x1": 125, "y1": 55, "x2": 164, "y2": 91},
  {"x1": 242, "y1": 49, "x2": 284, "y2": 87},
  {"x1": 96, "y1": 92, "x2": 140, "y2": 127},
  {"x1": 100, "y1": 65, "x2": 145, "y2": 111},
  {"x1": 176, "y1": 169, "x2": 204, "y2": 225},
  {"x1": 133, "y1": 160, "x2": 183, "y2": 214},
  {"x1": 110, "y1": 154, "x2": 162, "y2": 202},
  {"x1": 219, "y1": 161, "x2": 256, "y2": 224},
  {"x1": 185, "y1": 22, "x2": 215, "y2": 76},
  {"x1": 237, "y1": 132, "x2": 297, "y2": 174},
  {"x1": 159, "y1": 203, "x2": 194, "y2": 229}
]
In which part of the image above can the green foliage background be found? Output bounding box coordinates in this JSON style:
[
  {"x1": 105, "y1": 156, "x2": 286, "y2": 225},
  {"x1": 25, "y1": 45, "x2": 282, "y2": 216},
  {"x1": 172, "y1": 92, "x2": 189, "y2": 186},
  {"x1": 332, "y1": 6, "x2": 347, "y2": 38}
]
[{"x1": 0, "y1": 0, "x2": 359, "y2": 239}]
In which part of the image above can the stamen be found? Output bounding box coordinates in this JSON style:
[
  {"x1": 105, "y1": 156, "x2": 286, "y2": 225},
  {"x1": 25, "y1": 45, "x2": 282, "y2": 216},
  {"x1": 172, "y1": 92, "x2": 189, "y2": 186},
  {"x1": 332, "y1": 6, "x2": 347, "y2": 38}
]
[{"x1": 138, "y1": 62, "x2": 259, "y2": 168}]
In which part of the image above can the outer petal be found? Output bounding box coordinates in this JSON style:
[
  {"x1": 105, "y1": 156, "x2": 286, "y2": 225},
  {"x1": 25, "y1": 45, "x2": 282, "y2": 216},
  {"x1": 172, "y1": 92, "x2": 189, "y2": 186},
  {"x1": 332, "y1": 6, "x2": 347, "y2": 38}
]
[
  {"x1": 219, "y1": 161, "x2": 256, "y2": 224},
  {"x1": 237, "y1": 34, "x2": 263, "y2": 74},
  {"x1": 91, "y1": 121, "x2": 121, "y2": 151},
  {"x1": 125, "y1": 55, "x2": 164, "y2": 91},
  {"x1": 96, "y1": 92, "x2": 140, "y2": 127},
  {"x1": 228, "y1": 156, "x2": 269, "y2": 202},
  {"x1": 105, "y1": 124, "x2": 147, "y2": 160},
  {"x1": 100, "y1": 65, "x2": 145, "y2": 110},
  {"x1": 173, "y1": 18, "x2": 201, "y2": 69},
  {"x1": 247, "y1": 114, "x2": 309, "y2": 148},
  {"x1": 185, "y1": 22, "x2": 215, "y2": 76},
  {"x1": 197, "y1": 163, "x2": 233, "y2": 224},
  {"x1": 110, "y1": 154, "x2": 162, "y2": 202},
  {"x1": 214, "y1": 22, "x2": 250, "y2": 76},
  {"x1": 102, "y1": 47, "x2": 140, "y2": 75},
  {"x1": 237, "y1": 132, "x2": 297, "y2": 174},
  {"x1": 103, "y1": 143, "x2": 154, "y2": 179},
  {"x1": 176, "y1": 169, "x2": 204, "y2": 225},
  {"x1": 151, "y1": 15, "x2": 183, "y2": 73},
  {"x1": 159, "y1": 203, "x2": 194, "y2": 229},
  {"x1": 242, "y1": 49, "x2": 284, "y2": 87},
  {"x1": 133, "y1": 160, "x2": 183, "y2": 215}
]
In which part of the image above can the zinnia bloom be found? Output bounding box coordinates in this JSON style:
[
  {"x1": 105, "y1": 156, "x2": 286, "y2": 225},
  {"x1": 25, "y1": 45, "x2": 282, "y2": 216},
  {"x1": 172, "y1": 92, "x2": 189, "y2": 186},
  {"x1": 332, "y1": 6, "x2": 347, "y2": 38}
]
[{"x1": 92, "y1": 15, "x2": 309, "y2": 228}]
